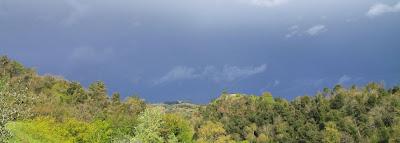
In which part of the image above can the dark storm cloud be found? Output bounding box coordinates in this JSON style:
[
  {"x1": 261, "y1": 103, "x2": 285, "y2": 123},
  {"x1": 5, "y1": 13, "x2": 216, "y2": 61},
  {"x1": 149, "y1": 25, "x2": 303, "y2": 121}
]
[{"x1": 1, "y1": 0, "x2": 399, "y2": 103}]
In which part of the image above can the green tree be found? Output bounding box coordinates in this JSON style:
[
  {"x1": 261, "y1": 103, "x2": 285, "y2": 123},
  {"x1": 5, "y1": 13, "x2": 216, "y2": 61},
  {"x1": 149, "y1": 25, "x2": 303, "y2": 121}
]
[
  {"x1": 0, "y1": 56, "x2": 26, "y2": 78},
  {"x1": 323, "y1": 122, "x2": 341, "y2": 143},
  {"x1": 261, "y1": 92, "x2": 274, "y2": 104},
  {"x1": 162, "y1": 113, "x2": 194, "y2": 143},
  {"x1": 111, "y1": 92, "x2": 121, "y2": 105},
  {"x1": 88, "y1": 81, "x2": 109, "y2": 107},
  {"x1": 67, "y1": 81, "x2": 87, "y2": 104},
  {"x1": 84, "y1": 81, "x2": 109, "y2": 120},
  {"x1": 0, "y1": 77, "x2": 34, "y2": 142},
  {"x1": 256, "y1": 133, "x2": 270, "y2": 143},
  {"x1": 131, "y1": 107, "x2": 165, "y2": 143},
  {"x1": 6, "y1": 116, "x2": 113, "y2": 143},
  {"x1": 196, "y1": 121, "x2": 233, "y2": 143}
]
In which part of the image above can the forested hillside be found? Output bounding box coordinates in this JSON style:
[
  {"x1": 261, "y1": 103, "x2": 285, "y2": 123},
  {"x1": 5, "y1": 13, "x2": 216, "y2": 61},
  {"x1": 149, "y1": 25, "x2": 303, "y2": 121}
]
[{"x1": 1, "y1": 56, "x2": 400, "y2": 143}]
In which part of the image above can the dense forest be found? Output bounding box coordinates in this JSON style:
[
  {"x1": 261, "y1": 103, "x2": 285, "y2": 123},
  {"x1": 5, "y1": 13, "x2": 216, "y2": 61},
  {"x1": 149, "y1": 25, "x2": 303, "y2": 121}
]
[{"x1": 0, "y1": 55, "x2": 399, "y2": 143}]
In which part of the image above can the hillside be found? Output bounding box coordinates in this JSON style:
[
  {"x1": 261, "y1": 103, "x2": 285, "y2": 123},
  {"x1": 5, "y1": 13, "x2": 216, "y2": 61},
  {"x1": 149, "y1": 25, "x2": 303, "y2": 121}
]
[{"x1": 1, "y1": 56, "x2": 400, "y2": 143}]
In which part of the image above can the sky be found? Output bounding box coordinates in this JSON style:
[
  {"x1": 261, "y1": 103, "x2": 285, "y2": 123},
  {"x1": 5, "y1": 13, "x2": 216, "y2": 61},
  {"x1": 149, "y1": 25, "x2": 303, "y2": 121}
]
[{"x1": 1, "y1": 0, "x2": 400, "y2": 103}]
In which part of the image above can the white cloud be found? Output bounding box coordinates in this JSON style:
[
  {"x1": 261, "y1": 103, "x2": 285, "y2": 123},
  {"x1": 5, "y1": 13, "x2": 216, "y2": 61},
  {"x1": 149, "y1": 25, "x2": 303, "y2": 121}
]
[
  {"x1": 338, "y1": 75, "x2": 351, "y2": 84},
  {"x1": 154, "y1": 64, "x2": 267, "y2": 84},
  {"x1": 306, "y1": 25, "x2": 327, "y2": 36},
  {"x1": 366, "y1": 2, "x2": 400, "y2": 17},
  {"x1": 211, "y1": 64, "x2": 267, "y2": 82},
  {"x1": 248, "y1": 0, "x2": 289, "y2": 7},
  {"x1": 285, "y1": 25, "x2": 300, "y2": 38},
  {"x1": 63, "y1": 0, "x2": 89, "y2": 25},
  {"x1": 154, "y1": 66, "x2": 198, "y2": 84},
  {"x1": 286, "y1": 24, "x2": 328, "y2": 38},
  {"x1": 69, "y1": 47, "x2": 115, "y2": 62}
]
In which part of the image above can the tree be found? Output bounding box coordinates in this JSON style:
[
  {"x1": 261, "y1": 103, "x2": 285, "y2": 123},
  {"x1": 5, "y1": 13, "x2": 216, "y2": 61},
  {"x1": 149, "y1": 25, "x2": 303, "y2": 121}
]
[
  {"x1": 85, "y1": 81, "x2": 109, "y2": 120},
  {"x1": 272, "y1": 116, "x2": 291, "y2": 142},
  {"x1": 111, "y1": 92, "x2": 121, "y2": 105},
  {"x1": 124, "y1": 96, "x2": 146, "y2": 115},
  {"x1": 196, "y1": 121, "x2": 233, "y2": 143},
  {"x1": 0, "y1": 77, "x2": 34, "y2": 142},
  {"x1": 390, "y1": 85, "x2": 400, "y2": 94},
  {"x1": 323, "y1": 87, "x2": 331, "y2": 96},
  {"x1": 330, "y1": 94, "x2": 344, "y2": 109},
  {"x1": 0, "y1": 56, "x2": 26, "y2": 78},
  {"x1": 333, "y1": 85, "x2": 343, "y2": 94},
  {"x1": 256, "y1": 133, "x2": 270, "y2": 143},
  {"x1": 323, "y1": 122, "x2": 341, "y2": 143},
  {"x1": 88, "y1": 81, "x2": 108, "y2": 107},
  {"x1": 6, "y1": 117, "x2": 113, "y2": 143},
  {"x1": 389, "y1": 118, "x2": 400, "y2": 142},
  {"x1": 67, "y1": 81, "x2": 86, "y2": 104},
  {"x1": 162, "y1": 113, "x2": 194, "y2": 143},
  {"x1": 131, "y1": 107, "x2": 165, "y2": 143},
  {"x1": 244, "y1": 123, "x2": 257, "y2": 142},
  {"x1": 261, "y1": 92, "x2": 274, "y2": 104}
]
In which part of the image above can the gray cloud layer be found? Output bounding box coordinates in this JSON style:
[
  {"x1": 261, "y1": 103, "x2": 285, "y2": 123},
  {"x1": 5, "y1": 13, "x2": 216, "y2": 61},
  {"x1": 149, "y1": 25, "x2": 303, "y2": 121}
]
[{"x1": 1, "y1": 0, "x2": 399, "y2": 103}]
